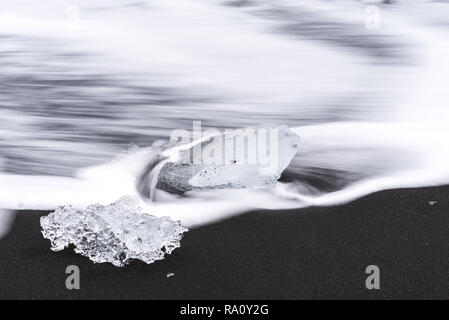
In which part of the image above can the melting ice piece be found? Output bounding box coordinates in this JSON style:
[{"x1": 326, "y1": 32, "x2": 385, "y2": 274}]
[
  {"x1": 156, "y1": 126, "x2": 300, "y2": 193},
  {"x1": 40, "y1": 197, "x2": 188, "y2": 267}
]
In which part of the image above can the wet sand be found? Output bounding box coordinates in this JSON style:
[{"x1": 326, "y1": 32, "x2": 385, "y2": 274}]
[{"x1": 1, "y1": 186, "x2": 449, "y2": 300}]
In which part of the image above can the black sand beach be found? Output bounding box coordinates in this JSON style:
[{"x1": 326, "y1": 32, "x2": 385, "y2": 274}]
[{"x1": 1, "y1": 186, "x2": 449, "y2": 300}]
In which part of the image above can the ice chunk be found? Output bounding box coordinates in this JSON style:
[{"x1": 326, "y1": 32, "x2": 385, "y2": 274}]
[
  {"x1": 156, "y1": 126, "x2": 300, "y2": 193},
  {"x1": 40, "y1": 196, "x2": 188, "y2": 267}
]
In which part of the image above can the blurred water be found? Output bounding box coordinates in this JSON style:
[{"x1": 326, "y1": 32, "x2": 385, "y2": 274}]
[{"x1": 1, "y1": 0, "x2": 449, "y2": 225}]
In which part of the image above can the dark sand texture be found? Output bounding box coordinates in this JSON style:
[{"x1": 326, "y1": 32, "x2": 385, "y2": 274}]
[{"x1": 0, "y1": 186, "x2": 448, "y2": 299}]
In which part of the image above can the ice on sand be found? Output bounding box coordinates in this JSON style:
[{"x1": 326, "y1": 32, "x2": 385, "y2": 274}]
[
  {"x1": 40, "y1": 197, "x2": 188, "y2": 267},
  {"x1": 157, "y1": 126, "x2": 300, "y2": 193}
]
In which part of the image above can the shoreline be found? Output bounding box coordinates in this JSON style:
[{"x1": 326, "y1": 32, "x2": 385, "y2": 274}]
[{"x1": 1, "y1": 185, "x2": 448, "y2": 299}]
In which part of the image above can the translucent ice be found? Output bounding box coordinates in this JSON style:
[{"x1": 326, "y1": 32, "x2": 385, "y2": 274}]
[
  {"x1": 156, "y1": 127, "x2": 300, "y2": 193},
  {"x1": 40, "y1": 197, "x2": 188, "y2": 267}
]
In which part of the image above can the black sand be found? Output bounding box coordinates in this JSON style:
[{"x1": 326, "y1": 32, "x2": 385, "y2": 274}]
[{"x1": 1, "y1": 186, "x2": 449, "y2": 300}]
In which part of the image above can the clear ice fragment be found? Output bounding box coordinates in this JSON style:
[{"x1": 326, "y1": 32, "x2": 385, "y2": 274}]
[
  {"x1": 40, "y1": 196, "x2": 188, "y2": 267},
  {"x1": 156, "y1": 126, "x2": 300, "y2": 193}
]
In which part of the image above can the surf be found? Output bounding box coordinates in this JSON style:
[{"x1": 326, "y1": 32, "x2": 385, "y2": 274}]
[{"x1": 1, "y1": 0, "x2": 449, "y2": 229}]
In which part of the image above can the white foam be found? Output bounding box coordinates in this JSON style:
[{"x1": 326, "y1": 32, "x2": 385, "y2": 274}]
[{"x1": 1, "y1": 0, "x2": 449, "y2": 229}]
